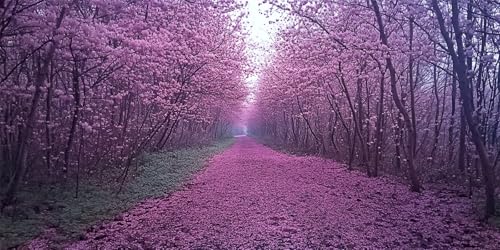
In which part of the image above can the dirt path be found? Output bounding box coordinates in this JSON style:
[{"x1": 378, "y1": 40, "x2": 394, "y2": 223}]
[{"x1": 57, "y1": 137, "x2": 500, "y2": 249}]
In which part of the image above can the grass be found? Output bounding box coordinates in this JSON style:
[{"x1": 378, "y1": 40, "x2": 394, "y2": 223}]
[{"x1": 0, "y1": 138, "x2": 234, "y2": 248}]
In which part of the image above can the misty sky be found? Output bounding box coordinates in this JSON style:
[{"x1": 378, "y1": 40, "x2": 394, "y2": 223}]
[{"x1": 244, "y1": 1, "x2": 279, "y2": 103}]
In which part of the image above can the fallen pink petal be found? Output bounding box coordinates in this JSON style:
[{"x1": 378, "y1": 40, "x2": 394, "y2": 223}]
[{"x1": 24, "y1": 138, "x2": 500, "y2": 249}]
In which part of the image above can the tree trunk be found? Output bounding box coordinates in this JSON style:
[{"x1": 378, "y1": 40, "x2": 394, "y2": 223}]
[
  {"x1": 63, "y1": 59, "x2": 81, "y2": 174},
  {"x1": 371, "y1": 0, "x2": 421, "y2": 192},
  {"x1": 374, "y1": 71, "x2": 385, "y2": 177},
  {"x1": 2, "y1": 7, "x2": 67, "y2": 207},
  {"x1": 432, "y1": 0, "x2": 496, "y2": 216}
]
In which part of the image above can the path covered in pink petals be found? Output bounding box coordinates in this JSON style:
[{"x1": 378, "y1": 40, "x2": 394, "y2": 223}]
[{"x1": 67, "y1": 137, "x2": 499, "y2": 249}]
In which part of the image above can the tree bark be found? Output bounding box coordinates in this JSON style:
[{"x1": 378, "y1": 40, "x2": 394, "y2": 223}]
[
  {"x1": 2, "y1": 7, "x2": 67, "y2": 207},
  {"x1": 432, "y1": 0, "x2": 496, "y2": 216},
  {"x1": 371, "y1": 0, "x2": 421, "y2": 192}
]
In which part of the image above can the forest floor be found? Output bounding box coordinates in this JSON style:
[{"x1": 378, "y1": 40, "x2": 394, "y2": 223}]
[
  {"x1": 27, "y1": 137, "x2": 500, "y2": 249},
  {"x1": 1, "y1": 139, "x2": 233, "y2": 249}
]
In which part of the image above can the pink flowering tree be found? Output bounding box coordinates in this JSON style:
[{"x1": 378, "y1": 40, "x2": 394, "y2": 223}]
[
  {"x1": 251, "y1": 0, "x2": 499, "y2": 217},
  {"x1": 0, "y1": 0, "x2": 247, "y2": 206}
]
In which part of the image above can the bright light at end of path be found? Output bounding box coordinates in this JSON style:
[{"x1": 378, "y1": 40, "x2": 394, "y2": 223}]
[
  {"x1": 233, "y1": 126, "x2": 248, "y2": 137},
  {"x1": 243, "y1": 1, "x2": 278, "y2": 104}
]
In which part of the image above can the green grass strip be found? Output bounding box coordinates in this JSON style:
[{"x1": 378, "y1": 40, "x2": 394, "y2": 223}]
[{"x1": 0, "y1": 138, "x2": 234, "y2": 248}]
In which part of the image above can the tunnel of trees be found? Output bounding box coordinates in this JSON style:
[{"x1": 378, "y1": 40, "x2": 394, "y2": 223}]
[{"x1": 0, "y1": 0, "x2": 499, "y2": 222}]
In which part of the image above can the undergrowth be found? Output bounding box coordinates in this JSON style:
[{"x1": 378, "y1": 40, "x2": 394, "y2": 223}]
[
  {"x1": 0, "y1": 138, "x2": 234, "y2": 248},
  {"x1": 253, "y1": 135, "x2": 500, "y2": 227}
]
